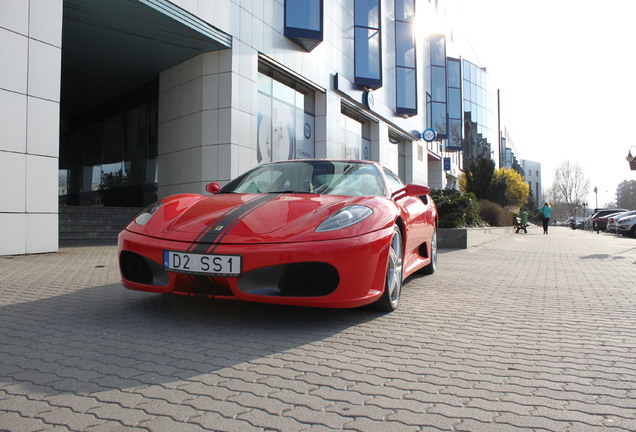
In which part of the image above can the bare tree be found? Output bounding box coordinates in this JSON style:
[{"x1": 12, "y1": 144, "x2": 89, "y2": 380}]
[{"x1": 552, "y1": 160, "x2": 591, "y2": 217}]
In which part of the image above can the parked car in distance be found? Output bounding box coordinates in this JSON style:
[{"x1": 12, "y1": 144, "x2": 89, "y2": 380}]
[
  {"x1": 591, "y1": 208, "x2": 628, "y2": 231},
  {"x1": 607, "y1": 210, "x2": 636, "y2": 233},
  {"x1": 617, "y1": 213, "x2": 636, "y2": 237},
  {"x1": 567, "y1": 217, "x2": 586, "y2": 230}
]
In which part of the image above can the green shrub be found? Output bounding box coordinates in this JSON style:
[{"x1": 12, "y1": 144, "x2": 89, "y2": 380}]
[
  {"x1": 478, "y1": 199, "x2": 513, "y2": 227},
  {"x1": 430, "y1": 189, "x2": 484, "y2": 228}
]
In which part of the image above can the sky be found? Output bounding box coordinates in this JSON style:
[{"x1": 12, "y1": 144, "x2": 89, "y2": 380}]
[{"x1": 448, "y1": 0, "x2": 636, "y2": 208}]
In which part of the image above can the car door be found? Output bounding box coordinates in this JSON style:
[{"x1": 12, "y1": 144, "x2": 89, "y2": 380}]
[{"x1": 383, "y1": 168, "x2": 434, "y2": 275}]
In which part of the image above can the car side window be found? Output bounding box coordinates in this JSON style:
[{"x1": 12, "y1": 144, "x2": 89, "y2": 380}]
[{"x1": 383, "y1": 168, "x2": 405, "y2": 194}]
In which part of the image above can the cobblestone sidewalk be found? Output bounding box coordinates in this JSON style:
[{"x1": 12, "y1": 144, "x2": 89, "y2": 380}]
[{"x1": 0, "y1": 227, "x2": 635, "y2": 431}]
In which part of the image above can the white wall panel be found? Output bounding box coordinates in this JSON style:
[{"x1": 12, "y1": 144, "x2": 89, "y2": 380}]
[
  {"x1": 26, "y1": 213, "x2": 58, "y2": 254},
  {"x1": 0, "y1": 151, "x2": 26, "y2": 213},
  {"x1": 27, "y1": 39, "x2": 61, "y2": 102},
  {"x1": 0, "y1": 0, "x2": 29, "y2": 36},
  {"x1": 0, "y1": 90, "x2": 27, "y2": 153},
  {"x1": 0, "y1": 214, "x2": 26, "y2": 255},
  {"x1": 27, "y1": 97, "x2": 59, "y2": 157},
  {"x1": 29, "y1": 0, "x2": 63, "y2": 47},
  {"x1": 26, "y1": 154, "x2": 58, "y2": 213},
  {"x1": 0, "y1": 28, "x2": 28, "y2": 94}
]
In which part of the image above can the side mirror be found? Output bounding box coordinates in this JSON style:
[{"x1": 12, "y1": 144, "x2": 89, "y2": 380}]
[
  {"x1": 392, "y1": 183, "x2": 430, "y2": 200},
  {"x1": 205, "y1": 182, "x2": 221, "y2": 194}
]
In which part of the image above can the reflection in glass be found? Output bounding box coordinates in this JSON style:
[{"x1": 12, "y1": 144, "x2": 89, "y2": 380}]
[
  {"x1": 396, "y1": 0, "x2": 415, "y2": 21},
  {"x1": 355, "y1": 0, "x2": 380, "y2": 27},
  {"x1": 448, "y1": 119, "x2": 462, "y2": 149},
  {"x1": 430, "y1": 34, "x2": 445, "y2": 67},
  {"x1": 354, "y1": 0, "x2": 382, "y2": 88},
  {"x1": 448, "y1": 88, "x2": 461, "y2": 118},
  {"x1": 431, "y1": 66, "x2": 446, "y2": 102},
  {"x1": 395, "y1": 21, "x2": 415, "y2": 67},
  {"x1": 286, "y1": 0, "x2": 321, "y2": 30},
  {"x1": 354, "y1": 27, "x2": 381, "y2": 81},
  {"x1": 431, "y1": 102, "x2": 447, "y2": 135},
  {"x1": 257, "y1": 71, "x2": 315, "y2": 163},
  {"x1": 59, "y1": 84, "x2": 158, "y2": 207},
  {"x1": 447, "y1": 59, "x2": 460, "y2": 88},
  {"x1": 396, "y1": 68, "x2": 416, "y2": 113}
]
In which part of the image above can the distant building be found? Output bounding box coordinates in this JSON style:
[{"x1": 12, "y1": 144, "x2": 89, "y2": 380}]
[
  {"x1": 616, "y1": 180, "x2": 636, "y2": 209},
  {"x1": 521, "y1": 160, "x2": 542, "y2": 204}
]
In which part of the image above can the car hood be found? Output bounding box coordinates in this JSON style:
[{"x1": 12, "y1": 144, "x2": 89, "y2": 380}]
[{"x1": 129, "y1": 193, "x2": 396, "y2": 244}]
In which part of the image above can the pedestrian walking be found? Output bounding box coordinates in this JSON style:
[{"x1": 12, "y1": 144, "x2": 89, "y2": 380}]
[{"x1": 539, "y1": 202, "x2": 552, "y2": 234}]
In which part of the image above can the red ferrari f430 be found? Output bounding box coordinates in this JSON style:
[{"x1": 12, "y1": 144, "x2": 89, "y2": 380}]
[{"x1": 118, "y1": 159, "x2": 438, "y2": 311}]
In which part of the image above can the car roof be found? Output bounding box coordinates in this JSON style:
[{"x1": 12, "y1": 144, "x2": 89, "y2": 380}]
[{"x1": 594, "y1": 209, "x2": 628, "y2": 216}]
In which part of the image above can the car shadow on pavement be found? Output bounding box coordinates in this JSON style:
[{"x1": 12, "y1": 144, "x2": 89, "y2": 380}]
[
  {"x1": 580, "y1": 246, "x2": 636, "y2": 260},
  {"x1": 0, "y1": 283, "x2": 381, "y2": 395}
]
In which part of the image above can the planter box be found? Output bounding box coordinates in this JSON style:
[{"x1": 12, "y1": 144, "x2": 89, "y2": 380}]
[{"x1": 439, "y1": 227, "x2": 515, "y2": 249}]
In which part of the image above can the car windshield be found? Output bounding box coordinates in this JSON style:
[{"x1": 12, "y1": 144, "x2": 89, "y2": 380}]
[{"x1": 220, "y1": 161, "x2": 386, "y2": 196}]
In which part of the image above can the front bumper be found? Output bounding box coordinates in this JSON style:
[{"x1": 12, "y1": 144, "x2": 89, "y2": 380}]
[
  {"x1": 617, "y1": 222, "x2": 635, "y2": 234},
  {"x1": 118, "y1": 227, "x2": 393, "y2": 308}
]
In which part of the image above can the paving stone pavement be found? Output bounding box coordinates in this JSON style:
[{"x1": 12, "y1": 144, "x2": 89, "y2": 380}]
[{"x1": 0, "y1": 226, "x2": 635, "y2": 432}]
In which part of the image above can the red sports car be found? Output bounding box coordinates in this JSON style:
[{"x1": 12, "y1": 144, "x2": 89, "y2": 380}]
[{"x1": 118, "y1": 160, "x2": 438, "y2": 311}]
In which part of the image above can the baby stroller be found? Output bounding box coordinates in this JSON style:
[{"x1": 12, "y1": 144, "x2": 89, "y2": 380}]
[{"x1": 514, "y1": 211, "x2": 528, "y2": 233}]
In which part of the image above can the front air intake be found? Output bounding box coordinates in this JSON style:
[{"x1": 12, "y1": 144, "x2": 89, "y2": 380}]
[
  {"x1": 278, "y1": 262, "x2": 340, "y2": 296},
  {"x1": 239, "y1": 262, "x2": 340, "y2": 297}
]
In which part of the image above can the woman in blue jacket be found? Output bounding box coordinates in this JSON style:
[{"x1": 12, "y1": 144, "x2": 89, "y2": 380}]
[{"x1": 539, "y1": 203, "x2": 552, "y2": 234}]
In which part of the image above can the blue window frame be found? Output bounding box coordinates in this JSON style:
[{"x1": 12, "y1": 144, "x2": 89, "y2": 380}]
[
  {"x1": 395, "y1": 0, "x2": 417, "y2": 115},
  {"x1": 284, "y1": 0, "x2": 323, "y2": 51},
  {"x1": 354, "y1": 0, "x2": 382, "y2": 89}
]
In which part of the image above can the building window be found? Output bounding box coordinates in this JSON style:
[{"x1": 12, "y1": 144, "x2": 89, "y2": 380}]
[
  {"x1": 284, "y1": 0, "x2": 323, "y2": 51},
  {"x1": 354, "y1": 0, "x2": 382, "y2": 89},
  {"x1": 339, "y1": 105, "x2": 372, "y2": 160},
  {"x1": 429, "y1": 34, "x2": 447, "y2": 137},
  {"x1": 257, "y1": 64, "x2": 316, "y2": 163},
  {"x1": 462, "y1": 59, "x2": 496, "y2": 165},
  {"x1": 395, "y1": 0, "x2": 417, "y2": 115},
  {"x1": 447, "y1": 57, "x2": 462, "y2": 150},
  {"x1": 59, "y1": 82, "x2": 158, "y2": 207}
]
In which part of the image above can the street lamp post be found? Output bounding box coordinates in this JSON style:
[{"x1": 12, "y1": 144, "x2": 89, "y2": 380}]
[
  {"x1": 627, "y1": 145, "x2": 636, "y2": 170},
  {"x1": 594, "y1": 186, "x2": 598, "y2": 211}
]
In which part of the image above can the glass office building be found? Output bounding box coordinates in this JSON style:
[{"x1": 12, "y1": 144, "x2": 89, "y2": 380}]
[
  {"x1": 3, "y1": 0, "x2": 449, "y2": 254},
  {"x1": 462, "y1": 60, "x2": 499, "y2": 168}
]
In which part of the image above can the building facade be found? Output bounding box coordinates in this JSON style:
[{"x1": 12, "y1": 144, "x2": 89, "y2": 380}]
[
  {"x1": 521, "y1": 159, "x2": 542, "y2": 204},
  {"x1": 461, "y1": 60, "x2": 499, "y2": 169},
  {"x1": 616, "y1": 180, "x2": 636, "y2": 209},
  {"x1": 1, "y1": 0, "x2": 510, "y2": 255}
]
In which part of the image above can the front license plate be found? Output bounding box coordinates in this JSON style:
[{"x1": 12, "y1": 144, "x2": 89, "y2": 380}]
[{"x1": 163, "y1": 251, "x2": 241, "y2": 277}]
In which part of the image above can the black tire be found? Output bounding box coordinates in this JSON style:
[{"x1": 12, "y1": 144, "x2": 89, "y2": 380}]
[
  {"x1": 372, "y1": 226, "x2": 404, "y2": 312},
  {"x1": 420, "y1": 228, "x2": 437, "y2": 275}
]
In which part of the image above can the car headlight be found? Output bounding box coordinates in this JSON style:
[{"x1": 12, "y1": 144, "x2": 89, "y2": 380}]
[
  {"x1": 316, "y1": 205, "x2": 373, "y2": 232},
  {"x1": 621, "y1": 216, "x2": 636, "y2": 223},
  {"x1": 134, "y1": 201, "x2": 162, "y2": 226}
]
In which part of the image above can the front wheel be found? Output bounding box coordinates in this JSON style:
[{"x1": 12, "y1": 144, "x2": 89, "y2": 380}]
[{"x1": 372, "y1": 226, "x2": 403, "y2": 312}]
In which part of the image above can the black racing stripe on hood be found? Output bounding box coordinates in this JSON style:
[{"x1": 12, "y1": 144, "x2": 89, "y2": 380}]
[
  {"x1": 186, "y1": 194, "x2": 266, "y2": 252},
  {"x1": 189, "y1": 193, "x2": 282, "y2": 253}
]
